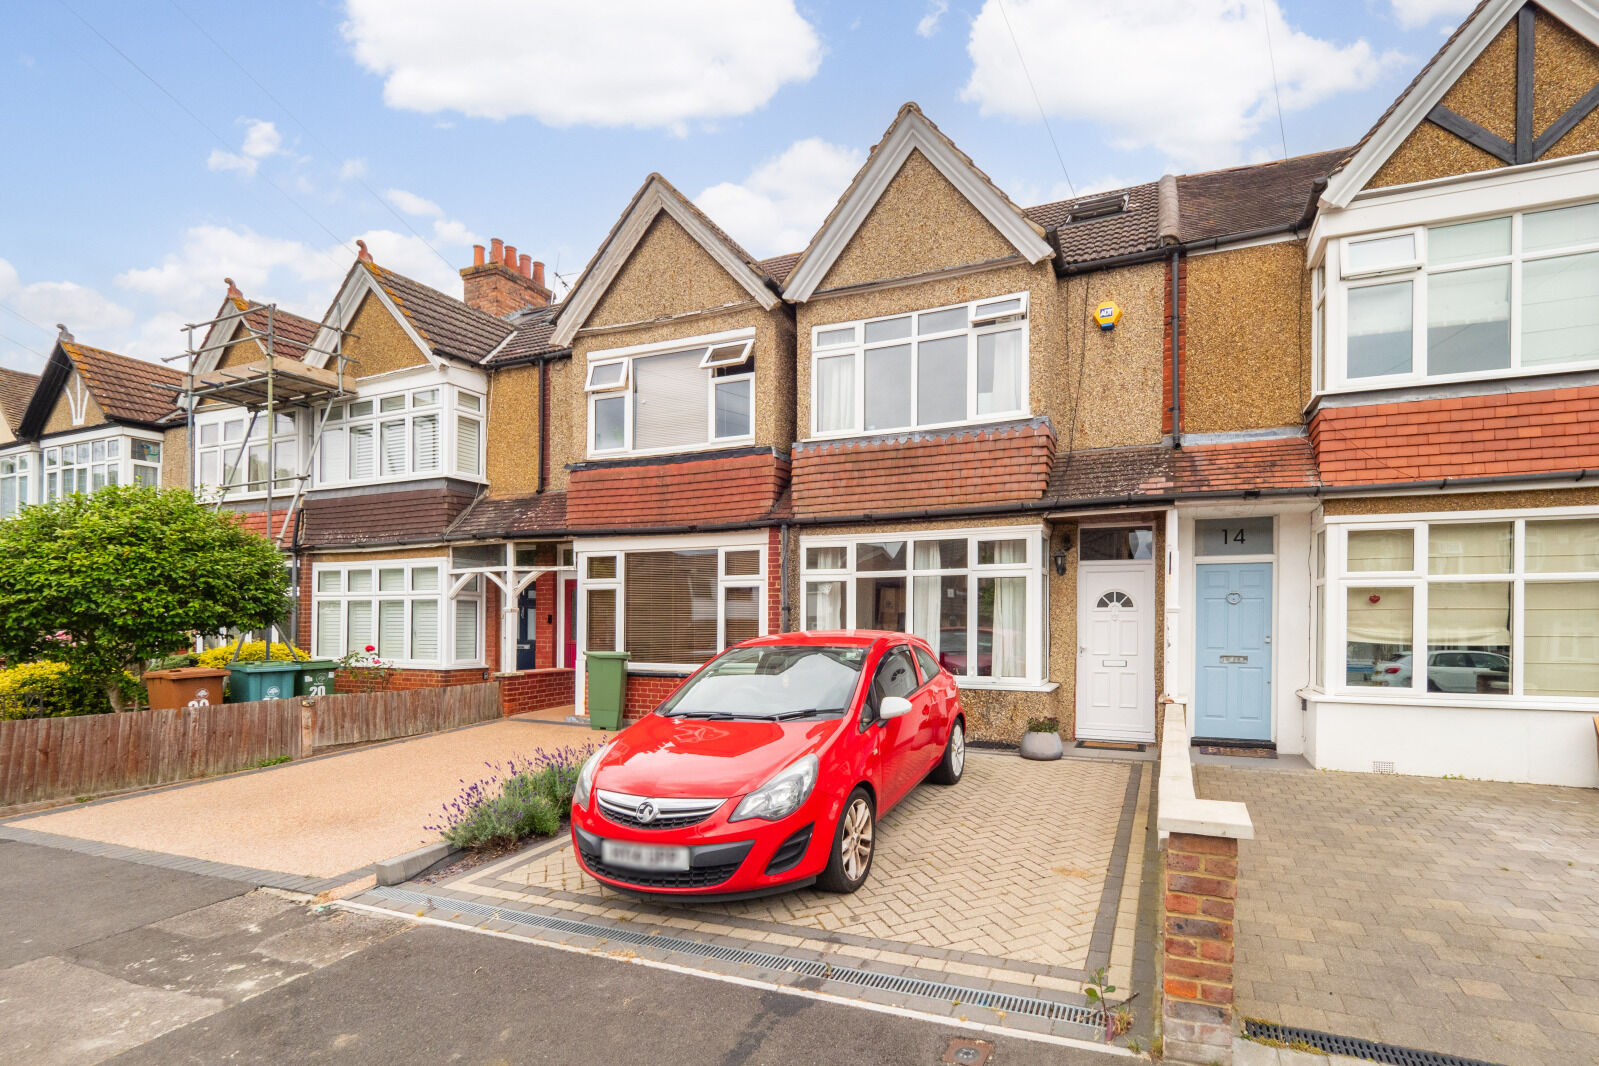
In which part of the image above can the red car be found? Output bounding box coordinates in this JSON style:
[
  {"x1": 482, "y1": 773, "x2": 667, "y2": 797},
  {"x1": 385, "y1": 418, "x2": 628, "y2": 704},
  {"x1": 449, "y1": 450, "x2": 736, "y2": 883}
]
[{"x1": 570, "y1": 631, "x2": 965, "y2": 898}]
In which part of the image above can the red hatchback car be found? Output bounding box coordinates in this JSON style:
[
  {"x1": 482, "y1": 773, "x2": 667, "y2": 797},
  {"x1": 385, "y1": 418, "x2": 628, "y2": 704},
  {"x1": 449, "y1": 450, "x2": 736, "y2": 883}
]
[{"x1": 570, "y1": 631, "x2": 965, "y2": 898}]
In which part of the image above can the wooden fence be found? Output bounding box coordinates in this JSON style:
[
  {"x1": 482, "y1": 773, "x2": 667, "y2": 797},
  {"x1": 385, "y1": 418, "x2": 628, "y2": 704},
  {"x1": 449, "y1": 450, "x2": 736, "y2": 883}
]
[{"x1": 0, "y1": 681, "x2": 500, "y2": 809}]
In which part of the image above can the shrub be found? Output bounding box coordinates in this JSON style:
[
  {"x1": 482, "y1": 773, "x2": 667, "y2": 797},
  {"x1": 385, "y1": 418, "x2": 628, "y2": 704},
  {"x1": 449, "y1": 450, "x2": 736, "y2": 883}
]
[
  {"x1": 1025, "y1": 716, "x2": 1060, "y2": 734},
  {"x1": 427, "y1": 743, "x2": 601, "y2": 850},
  {"x1": 150, "y1": 652, "x2": 200, "y2": 670},
  {"x1": 0, "y1": 661, "x2": 142, "y2": 719},
  {"x1": 194, "y1": 641, "x2": 309, "y2": 669}
]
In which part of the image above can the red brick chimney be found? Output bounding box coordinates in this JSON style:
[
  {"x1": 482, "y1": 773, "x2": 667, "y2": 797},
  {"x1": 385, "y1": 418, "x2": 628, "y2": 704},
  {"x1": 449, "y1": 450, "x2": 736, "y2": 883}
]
[{"x1": 461, "y1": 237, "x2": 552, "y2": 316}]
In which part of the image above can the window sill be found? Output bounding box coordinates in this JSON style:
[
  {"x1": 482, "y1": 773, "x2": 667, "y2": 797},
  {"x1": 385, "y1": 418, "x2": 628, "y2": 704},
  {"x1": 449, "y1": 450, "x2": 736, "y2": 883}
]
[
  {"x1": 586, "y1": 438, "x2": 757, "y2": 463},
  {"x1": 802, "y1": 414, "x2": 1035, "y2": 447},
  {"x1": 1306, "y1": 690, "x2": 1599, "y2": 712},
  {"x1": 952, "y1": 679, "x2": 1058, "y2": 693}
]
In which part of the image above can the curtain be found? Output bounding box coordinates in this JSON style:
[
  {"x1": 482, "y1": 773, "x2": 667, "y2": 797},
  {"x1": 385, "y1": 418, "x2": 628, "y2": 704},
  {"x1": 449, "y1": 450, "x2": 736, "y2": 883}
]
[
  {"x1": 805, "y1": 581, "x2": 843, "y2": 630},
  {"x1": 977, "y1": 329, "x2": 1021, "y2": 414},
  {"x1": 912, "y1": 576, "x2": 941, "y2": 652},
  {"x1": 815, "y1": 355, "x2": 854, "y2": 434},
  {"x1": 983, "y1": 576, "x2": 1026, "y2": 678},
  {"x1": 1524, "y1": 581, "x2": 1599, "y2": 696},
  {"x1": 1347, "y1": 529, "x2": 1414, "y2": 572}
]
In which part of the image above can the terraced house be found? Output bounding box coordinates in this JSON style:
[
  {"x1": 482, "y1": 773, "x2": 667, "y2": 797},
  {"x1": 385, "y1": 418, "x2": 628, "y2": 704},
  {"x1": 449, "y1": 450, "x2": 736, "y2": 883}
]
[{"x1": 1, "y1": 0, "x2": 1595, "y2": 788}]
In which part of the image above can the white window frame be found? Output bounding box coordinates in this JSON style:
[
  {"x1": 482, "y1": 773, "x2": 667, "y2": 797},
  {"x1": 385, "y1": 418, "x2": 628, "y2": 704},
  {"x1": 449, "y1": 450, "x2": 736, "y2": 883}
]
[
  {"x1": 0, "y1": 450, "x2": 36, "y2": 517},
  {"x1": 585, "y1": 328, "x2": 756, "y2": 459},
  {"x1": 41, "y1": 429, "x2": 162, "y2": 501},
  {"x1": 310, "y1": 558, "x2": 481, "y2": 668},
  {"x1": 1324, "y1": 507, "x2": 1599, "y2": 707},
  {"x1": 194, "y1": 408, "x2": 301, "y2": 497},
  {"x1": 312, "y1": 384, "x2": 483, "y2": 489},
  {"x1": 808, "y1": 291, "x2": 1030, "y2": 440},
  {"x1": 574, "y1": 533, "x2": 768, "y2": 673},
  {"x1": 798, "y1": 525, "x2": 1047, "y2": 689},
  {"x1": 1322, "y1": 199, "x2": 1599, "y2": 392}
]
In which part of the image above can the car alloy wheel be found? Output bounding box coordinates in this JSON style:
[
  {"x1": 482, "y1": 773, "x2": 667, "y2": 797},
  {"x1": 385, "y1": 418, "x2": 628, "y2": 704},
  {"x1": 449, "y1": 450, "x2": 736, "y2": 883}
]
[
  {"x1": 930, "y1": 718, "x2": 965, "y2": 785},
  {"x1": 840, "y1": 796, "x2": 873, "y2": 881}
]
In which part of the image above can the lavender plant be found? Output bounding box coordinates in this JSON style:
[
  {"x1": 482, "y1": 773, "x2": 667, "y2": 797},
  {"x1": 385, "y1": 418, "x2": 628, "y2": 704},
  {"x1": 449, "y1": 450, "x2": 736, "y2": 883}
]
[{"x1": 426, "y1": 741, "x2": 603, "y2": 850}]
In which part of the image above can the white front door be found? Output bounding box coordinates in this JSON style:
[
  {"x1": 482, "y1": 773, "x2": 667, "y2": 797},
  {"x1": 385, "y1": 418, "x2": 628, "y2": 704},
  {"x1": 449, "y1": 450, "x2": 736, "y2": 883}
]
[{"x1": 1076, "y1": 563, "x2": 1156, "y2": 741}]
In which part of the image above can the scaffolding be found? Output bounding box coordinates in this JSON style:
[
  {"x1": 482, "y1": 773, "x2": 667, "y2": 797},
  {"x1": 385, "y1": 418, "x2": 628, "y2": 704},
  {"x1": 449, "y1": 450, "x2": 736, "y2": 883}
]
[{"x1": 161, "y1": 302, "x2": 359, "y2": 656}]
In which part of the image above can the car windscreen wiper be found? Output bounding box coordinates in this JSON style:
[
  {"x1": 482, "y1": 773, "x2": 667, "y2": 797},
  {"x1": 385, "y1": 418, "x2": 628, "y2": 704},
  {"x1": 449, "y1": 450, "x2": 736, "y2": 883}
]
[
  {"x1": 664, "y1": 710, "x2": 740, "y2": 720},
  {"x1": 767, "y1": 707, "x2": 841, "y2": 721}
]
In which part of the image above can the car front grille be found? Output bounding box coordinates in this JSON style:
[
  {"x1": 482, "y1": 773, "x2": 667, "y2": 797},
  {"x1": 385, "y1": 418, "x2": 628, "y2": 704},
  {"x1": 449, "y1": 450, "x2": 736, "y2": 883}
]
[
  {"x1": 596, "y1": 790, "x2": 724, "y2": 831},
  {"x1": 581, "y1": 857, "x2": 743, "y2": 889}
]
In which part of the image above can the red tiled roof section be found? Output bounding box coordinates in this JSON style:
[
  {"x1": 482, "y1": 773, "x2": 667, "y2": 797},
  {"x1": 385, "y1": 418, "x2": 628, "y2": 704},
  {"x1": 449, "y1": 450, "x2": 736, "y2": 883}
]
[
  {"x1": 238, "y1": 300, "x2": 320, "y2": 361},
  {"x1": 298, "y1": 486, "x2": 479, "y2": 547},
  {"x1": 363, "y1": 262, "x2": 514, "y2": 364},
  {"x1": 447, "y1": 491, "x2": 568, "y2": 537},
  {"x1": 756, "y1": 252, "x2": 801, "y2": 286},
  {"x1": 62, "y1": 342, "x2": 184, "y2": 425},
  {"x1": 0, "y1": 367, "x2": 41, "y2": 430},
  {"x1": 1025, "y1": 181, "x2": 1163, "y2": 265},
  {"x1": 1310, "y1": 386, "x2": 1599, "y2": 485},
  {"x1": 567, "y1": 453, "x2": 788, "y2": 529},
  {"x1": 1048, "y1": 437, "x2": 1320, "y2": 501},
  {"x1": 1177, "y1": 148, "x2": 1349, "y2": 243},
  {"x1": 792, "y1": 420, "x2": 1056, "y2": 518}
]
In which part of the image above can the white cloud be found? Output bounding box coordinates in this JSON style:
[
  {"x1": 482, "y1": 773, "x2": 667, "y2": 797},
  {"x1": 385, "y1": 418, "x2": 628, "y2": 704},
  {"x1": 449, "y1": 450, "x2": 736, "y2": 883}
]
[
  {"x1": 341, "y1": 0, "x2": 823, "y2": 129},
  {"x1": 917, "y1": 0, "x2": 949, "y2": 37},
  {"x1": 205, "y1": 118, "x2": 284, "y2": 177},
  {"x1": 385, "y1": 188, "x2": 444, "y2": 218},
  {"x1": 961, "y1": 0, "x2": 1406, "y2": 167},
  {"x1": 695, "y1": 138, "x2": 865, "y2": 258},
  {"x1": 1390, "y1": 0, "x2": 1477, "y2": 29},
  {"x1": 0, "y1": 259, "x2": 137, "y2": 369},
  {"x1": 339, "y1": 158, "x2": 368, "y2": 180}
]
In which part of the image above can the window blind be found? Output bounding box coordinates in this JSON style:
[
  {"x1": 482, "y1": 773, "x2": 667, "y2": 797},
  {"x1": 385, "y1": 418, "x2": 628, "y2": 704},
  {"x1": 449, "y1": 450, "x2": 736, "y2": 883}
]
[
  {"x1": 411, "y1": 600, "x2": 439, "y2": 661},
  {"x1": 315, "y1": 601, "x2": 341, "y2": 657},
  {"x1": 377, "y1": 600, "x2": 405, "y2": 658},
  {"x1": 456, "y1": 416, "x2": 481, "y2": 475},
  {"x1": 624, "y1": 549, "x2": 719, "y2": 663},
  {"x1": 633, "y1": 350, "x2": 707, "y2": 450},
  {"x1": 380, "y1": 420, "x2": 406, "y2": 476},
  {"x1": 348, "y1": 425, "x2": 375, "y2": 479},
  {"x1": 413, "y1": 413, "x2": 439, "y2": 472},
  {"x1": 454, "y1": 599, "x2": 479, "y2": 661}
]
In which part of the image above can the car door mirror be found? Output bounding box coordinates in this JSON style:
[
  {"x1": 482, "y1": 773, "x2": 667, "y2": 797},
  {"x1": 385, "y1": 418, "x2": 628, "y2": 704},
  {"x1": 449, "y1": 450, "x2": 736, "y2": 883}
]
[{"x1": 878, "y1": 696, "x2": 913, "y2": 721}]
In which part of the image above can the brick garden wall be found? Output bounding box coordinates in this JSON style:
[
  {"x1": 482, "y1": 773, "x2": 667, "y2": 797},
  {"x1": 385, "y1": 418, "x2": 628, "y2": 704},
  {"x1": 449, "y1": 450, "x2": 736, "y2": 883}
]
[
  {"x1": 333, "y1": 668, "x2": 489, "y2": 694},
  {"x1": 498, "y1": 667, "x2": 575, "y2": 716},
  {"x1": 1163, "y1": 832, "x2": 1240, "y2": 1063},
  {"x1": 623, "y1": 675, "x2": 686, "y2": 722}
]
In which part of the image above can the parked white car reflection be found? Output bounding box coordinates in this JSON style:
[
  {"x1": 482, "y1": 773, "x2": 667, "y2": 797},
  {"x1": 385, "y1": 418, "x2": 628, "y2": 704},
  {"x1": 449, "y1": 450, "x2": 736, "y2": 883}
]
[{"x1": 1370, "y1": 651, "x2": 1510, "y2": 693}]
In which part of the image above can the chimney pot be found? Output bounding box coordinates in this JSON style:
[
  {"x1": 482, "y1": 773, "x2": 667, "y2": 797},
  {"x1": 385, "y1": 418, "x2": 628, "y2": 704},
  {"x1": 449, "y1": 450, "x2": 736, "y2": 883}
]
[
  {"x1": 518, "y1": 254, "x2": 531, "y2": 278},
  {"x1": 356, "y1": 239, "x2": 372, "y2": 263},
  {"x1": 472, "y1": 244, "x2": 485, "y2": 267},
  {"x1": 533, "y1": 261, "x2": 546, "y2": 289},
  {"x1": 490, "y1": 238, "x2": 503, "y2": 263},
  {"x1": 504, "y1": 244, "x2": 517, "y2": 268}
]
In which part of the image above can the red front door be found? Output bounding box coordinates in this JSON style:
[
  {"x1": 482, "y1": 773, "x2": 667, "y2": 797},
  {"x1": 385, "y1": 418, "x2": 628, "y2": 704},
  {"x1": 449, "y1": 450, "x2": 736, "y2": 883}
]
[{"x1": 562, "y1": 578, "x2": 577, "y2": 669}]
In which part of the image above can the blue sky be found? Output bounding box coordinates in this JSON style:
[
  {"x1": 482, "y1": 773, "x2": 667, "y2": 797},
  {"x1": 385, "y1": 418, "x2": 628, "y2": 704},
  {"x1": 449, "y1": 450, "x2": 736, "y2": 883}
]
[{"x1": 0, "y1": 0, "x2": 1479, "y2": 372}]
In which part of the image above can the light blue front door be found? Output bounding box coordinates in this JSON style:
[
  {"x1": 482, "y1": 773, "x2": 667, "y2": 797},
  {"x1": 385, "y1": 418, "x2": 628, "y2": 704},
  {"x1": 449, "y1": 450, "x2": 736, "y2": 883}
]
[{"x1": 1195, "y1": 563, "x2": 1272, "y2": 742}]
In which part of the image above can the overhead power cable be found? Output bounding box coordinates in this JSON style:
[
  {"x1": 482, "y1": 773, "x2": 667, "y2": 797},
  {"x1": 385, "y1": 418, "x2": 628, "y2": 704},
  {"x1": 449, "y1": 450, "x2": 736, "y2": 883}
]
[{"x1": 995, "y1": 0, "x2": 1075, "y2": 198}]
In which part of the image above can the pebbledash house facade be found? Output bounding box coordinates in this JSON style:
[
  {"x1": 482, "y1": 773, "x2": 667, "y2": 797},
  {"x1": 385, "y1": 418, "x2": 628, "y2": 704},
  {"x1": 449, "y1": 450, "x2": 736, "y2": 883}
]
[{"x1": 2, "y1": 0, "x2": 1597, "y2": 786}]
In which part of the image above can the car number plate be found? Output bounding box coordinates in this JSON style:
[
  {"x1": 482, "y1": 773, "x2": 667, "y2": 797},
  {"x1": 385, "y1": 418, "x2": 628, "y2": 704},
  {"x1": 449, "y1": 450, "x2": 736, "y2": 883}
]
[{"x1": 601, "y1": 840, "x2": 691, "y2": 872}]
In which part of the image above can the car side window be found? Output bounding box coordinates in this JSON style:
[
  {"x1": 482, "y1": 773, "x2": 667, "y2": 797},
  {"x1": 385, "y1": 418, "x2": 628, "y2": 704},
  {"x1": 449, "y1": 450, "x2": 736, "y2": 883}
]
[
  {"x1": 866, "y1": 648, "x2": 917, "y2": 721},
  {"x1": 913, "y1": 646, "x2": 940, "y2": 685}
]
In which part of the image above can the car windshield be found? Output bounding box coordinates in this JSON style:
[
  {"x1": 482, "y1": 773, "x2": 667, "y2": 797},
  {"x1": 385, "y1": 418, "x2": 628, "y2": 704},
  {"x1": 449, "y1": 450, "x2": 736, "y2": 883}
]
[{"x1": 659, "y1": 645, "x2": 870, "y2": 720}]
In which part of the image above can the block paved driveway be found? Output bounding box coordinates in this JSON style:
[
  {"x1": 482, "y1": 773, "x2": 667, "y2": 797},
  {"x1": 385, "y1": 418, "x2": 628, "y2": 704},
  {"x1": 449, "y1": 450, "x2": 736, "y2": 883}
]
[
  {"x1": 358, "y1": 750, "x2": 1156, "y2": 1045},
  {"x1": 1199, "y1": 763, "x2": 1599, "y2": 1066}
]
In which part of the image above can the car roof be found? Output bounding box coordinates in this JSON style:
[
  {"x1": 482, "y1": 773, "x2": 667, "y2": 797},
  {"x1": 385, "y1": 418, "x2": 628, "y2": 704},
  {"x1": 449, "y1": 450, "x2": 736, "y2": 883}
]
[{"x1": 737, "y1": 630, "x2": 922, "y2": 650}]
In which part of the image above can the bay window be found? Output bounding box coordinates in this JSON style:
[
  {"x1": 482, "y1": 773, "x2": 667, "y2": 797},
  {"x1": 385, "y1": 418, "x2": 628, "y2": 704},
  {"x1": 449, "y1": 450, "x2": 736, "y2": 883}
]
[
  {"x1": 42, "y1": 434, "x2": 161, "y2": 501},
  {"x1": 196, "y1": 412, "x2": 296, "y2": 493},
  {"x1": 800, "y1": 527, "x2": 1043, "y2": 685},
  {"x1": 0, "y1": 453, "x2": 32, "y2": 517},
  {"x1": 811, "y1": 293, "x2": 1029, "y2": 437},
  {"x1": 1327, "y1": 201, "x2": 1599, "y2": 389},
  {"x1": 315, "y1": 385, "x2": 483, "y2": 487},
  {"x1": 579, "y1": 543, "x2": 765, "y2": 668},
  {"x1": 312, "y1": 559, "x2": 480, "y2": 666},
  {"x1": 586, "y1": 333, "x2": 754, "y2": 456},
  {"x1": 1332, "y1": 515, "x2": 1599, "y2": 698}
]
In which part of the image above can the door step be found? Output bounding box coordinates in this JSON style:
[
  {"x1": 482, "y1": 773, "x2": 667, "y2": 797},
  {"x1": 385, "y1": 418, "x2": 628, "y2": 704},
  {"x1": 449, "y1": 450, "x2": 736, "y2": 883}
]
[
  {"x1": 1193, "y1": 742, "x2": 1277, "y2": 758},
  {"x1": 1075, "y1": 740, "x2": 1146, "y2": 752}
]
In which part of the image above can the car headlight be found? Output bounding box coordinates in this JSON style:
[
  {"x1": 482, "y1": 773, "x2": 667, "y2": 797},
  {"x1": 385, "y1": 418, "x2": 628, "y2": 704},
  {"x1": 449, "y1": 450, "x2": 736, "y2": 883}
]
[
  {"x1": 573, "y1": 742, "x2": 612, "y2": 810},
  {"x1": 729, "y1": 754, "x2": 818, "y2": 822}
]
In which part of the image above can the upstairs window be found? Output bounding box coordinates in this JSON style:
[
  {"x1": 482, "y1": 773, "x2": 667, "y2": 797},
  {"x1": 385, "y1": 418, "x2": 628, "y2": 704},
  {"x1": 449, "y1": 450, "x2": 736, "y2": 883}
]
[
  {"x1": 197, "y1": 412, "x2": 295, "y2": 494},
  {"x1": 1329, "y1": 201, "x2": 1599, "y2": 390},
  {"x1": 42, "y1": 436, "x2": 160, "y2": 500},
  {"x1": 0, "y1": 454, "x2": 31, "y2": 517},
  {"x1": 315, "y1": 386, "x2": 483, "y2": 487},
  {"x1": 811, "y1": 293, "x2": 1028, "y2": 438},
  {"x1": 586, "y1": 334, "x2": 754, "y2": 456}
]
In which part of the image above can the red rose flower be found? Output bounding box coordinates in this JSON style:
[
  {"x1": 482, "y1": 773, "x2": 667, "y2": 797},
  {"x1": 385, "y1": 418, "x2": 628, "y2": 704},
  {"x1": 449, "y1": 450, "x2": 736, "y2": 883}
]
[{"x1": 365, "y1": 645, "x2": 375, "y2": 652}]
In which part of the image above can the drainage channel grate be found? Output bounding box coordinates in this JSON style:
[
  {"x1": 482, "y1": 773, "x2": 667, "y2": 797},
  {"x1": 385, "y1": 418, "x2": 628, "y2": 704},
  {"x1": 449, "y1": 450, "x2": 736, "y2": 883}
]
[
  {"x1": 371, "y1": 886, "x2": 1100, "y2": 1028},
  {"x1": 1244, "y1": 1021, "x2": 1504, "y2": 1066}
]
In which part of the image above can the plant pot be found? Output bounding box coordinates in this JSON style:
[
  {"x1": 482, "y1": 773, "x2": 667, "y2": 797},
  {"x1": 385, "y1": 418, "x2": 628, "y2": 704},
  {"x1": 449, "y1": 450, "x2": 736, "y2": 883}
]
[{"x1": 1019, "y1": 730, "x2": 1063, "y2": 761}]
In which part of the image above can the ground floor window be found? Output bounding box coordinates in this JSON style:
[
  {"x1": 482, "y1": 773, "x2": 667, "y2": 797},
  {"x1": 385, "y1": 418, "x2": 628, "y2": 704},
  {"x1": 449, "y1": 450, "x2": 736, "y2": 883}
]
[
  {"x1": 800, "y1": 526, "x2": 1043, "y2": 685},
  {"x1": 0, "y1": 453, "x2": 32, "y2": 517},
  {"x1": 579, "y1": 540, "x2": 765, "y2": 669},
  {"x1": 312, "y1": 559, "x2": 481, "y2": 667},
  {"x1": 1333, "y1": 514, "x2": 1599, "y2": 698}
]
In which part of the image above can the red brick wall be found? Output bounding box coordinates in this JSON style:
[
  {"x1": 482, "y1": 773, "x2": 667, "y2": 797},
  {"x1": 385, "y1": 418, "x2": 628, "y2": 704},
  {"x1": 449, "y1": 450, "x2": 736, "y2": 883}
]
[
  {"x1": 1311, "y1": 384, "x2": 1599, "y2": 484},
  {"x1": 791, "y1": 420, "x2": 1055, "y2": 518},
  {"x1": 767, "y1": 527, "x2": 784, "y2": 633},
  {"x1": 295, "y1": 556, "x2": 312, "y2": 650},
  {"x1": 224, "y1": 507, "x2": 297, "y2": 541},
  {"x1": 1162, "y1": 832, "x2": 1239, "y2": 1063},
  {"x1": 622, "y1": 674, "x2": 686, "y2": 722},
  {"x1": 485, "y1": 583, "x2": 502, "y2": 674},
  {"x1": 535, "y1": 572, "x2": 557, "y2": 669},
  {"x1": 567, "y1": 453, "x2": 788, "y2": 528},
  {"x1": 334, "y1": 668, "x2": 489, "y2": 693},
  {"x1": 1162, "y1": 254, "x2": 1187, "y2": 436},
  {"x1": 498, "y1": 668, "x2": 575, "y2": 716}
]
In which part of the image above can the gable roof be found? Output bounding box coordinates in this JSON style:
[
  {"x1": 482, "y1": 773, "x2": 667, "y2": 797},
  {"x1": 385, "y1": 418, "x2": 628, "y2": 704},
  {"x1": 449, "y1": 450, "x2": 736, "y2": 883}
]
[
  {"x1": 0, "y1": 367, "x2": 41, "y2": 433},
  {"x1": 486, "y1": 304, "x2": 568, "y2": 364},
  {"x1": 1324, "y1": 0, "x2": 1599, "y2": 206},
  {"x1": 1177, "y1": 147, "x2": 1348, "y2": 243},
  {"x1": 20, "y1": 337, "x2": 183, "y2": 436},
  {"x1": 781, "y1": 103, "x2": 1055, "y2": 301},
  {"x1": 362, "y1": 260, "x2": 515, "y2": 364},
  {"x1": 195, "y1": 288, "x2": 323, "y2": 372},
  {"x1": 551, "y1": 174, "x2": 784, "y2": 348}
]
